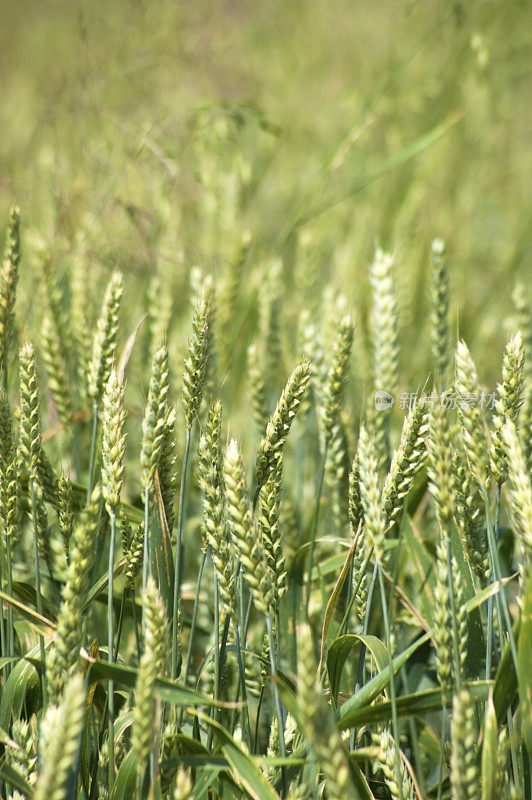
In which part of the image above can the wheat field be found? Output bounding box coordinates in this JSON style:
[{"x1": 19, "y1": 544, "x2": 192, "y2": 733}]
[{"x1": 0, "y1": 1, "x2": 531, "y2": 799}]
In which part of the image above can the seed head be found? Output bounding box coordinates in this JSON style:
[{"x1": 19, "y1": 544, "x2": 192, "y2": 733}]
[
  {"x1": 19, "y1": 342, "x2": 41, "y2": 481},
  {"x1": 101, "y1": 369, "x2": 126, "y2": 514},
  {"x1": 371, "y1": 249, "x2": 399, "y2": 397},
  {"x1": 491, "y1": 332, "x2": 525, "y2": 484},
  {"x1": 321, "y1": 316, "x2": 354, "y2": 442},
  {"x1": 141, "y1": 346, "x2": 169, "y2": 493},
  {"x1": 225, "y1": 439, "x2": 274, "y2": 617},
  {"x1": 0, "y1": 206, "x2": 21, "y2": 375},
  {"x1": 255, "y1": 359, "x2": 311, "y2": 488},
  {"x1": 87, "y1": 271, "x2": 123, "y2": 404},
  {"x1": 183, "y1": 288, "x2": 212, "y2": 429}
]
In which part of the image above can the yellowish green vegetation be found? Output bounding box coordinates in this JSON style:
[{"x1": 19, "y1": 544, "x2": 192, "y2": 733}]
[{"x1": 0, "y1": 1, "x2": 531, "y2": 798}]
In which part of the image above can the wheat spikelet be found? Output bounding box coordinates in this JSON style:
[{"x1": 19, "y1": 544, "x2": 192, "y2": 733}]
[
  {"x1": 430, "y1": 238, "x2": 450, "y2": 385},
  {"x1": 19, "y1": 341, "x2": 42, "y2": 481},
  {"x1": 147, "y1": 274, "x2": 172, "y2": 356},
  {"x1": 502, "y1": 418, "x2": 532, "y2": 558},
  {"x1": 158, "y1": 405, "x2": 178, "y2": 531},
  {"x1": 325, "y1": 418, "x2": 351, "y2": 531},
  {"x1": 41, "y1": 313, "x2": 72, "y2": 426},
  {"x1": 255, "y1": 359, "x2": 311, "y2": 489},
  {"x1": 259, "y1": 258, "x2": 284, "y2": 385},
  {"x1": 382, "y1": 403, "x2": 428, "y2": 532},
  {"x1": 131, "y1": 576, "x2": 168, "y2": 775},
  {"x1": 297, "y1": 623, "x2": 358, "y2": 800},
  {"x1": 321, "y1": 315, "x2": 354, "y2": 444},
  {"x1": 87, "y1": 271, "x2": 123, "y2": 405},
  {"x1": 183, "y1": 287, "x2": 212, "y2": 430},
  {"x1": 453, "y1": 454, "x2": 489, "y2": 584},
  {"x1": 217, "y1": 232, "x2": 250, "y2": 375},
  {"x1": 452, "y1": 556, "x2": 468, "y2": 681},
  {"x1": 46, "y1": 491, "x2": 101, "y2": 701},
  {"x1": 7, "y1": 718, "x2": 37, "y2": 793},
  {"x1": 141, "y1": 345, "x2": 169, "y2": 493},
  {"x1": 358, "y1": 424, "x2": 386, "y2": 564},
  {"x1": 247, "y1": 342, "x2": 270, "y2": 434},
  {"x1": 371, "y1": 248, "x2": 399, "y2": 397},
  {"x1": 427, "y1": 401, "x2": 456, "y2": 529},
  {"x1": 57, "y1": 474, "x2": 74, "y2": 557},
  {"x1": 173, "y1": 768, "x2": 194, "y2": 800},
  {"x1": 512, "y1": 282, "x2": 532, "y2": 368},
  {"x1": 258, "y1": 458, "x2": 286, "y2": 604},
  {"x1": 34, "y1": 673, "x2": 85, "y2": 800},
  {"x1": 454, "y1": 340, "x2": 490, "y2": 491},
  {"x1": 451, "y1": 689, "x2": 480, "y2": 800},
  {"x1": 349, "y1": 456, "x2": 367, "y2": 620},
  {"x1": 491, "y1": 332, "x2": 525, "y2": 485},
  {"x1": 197, "y1": 401, "x2": 238, "y2": 621},
  {"x1": 373, "y1": 728, "x2": 416, "y2": 800},
  {"x1": 123, "y1": 518, "x2": 144, "y2": 589},
  {"x1": 0, "y1": 389, "x2": 19, "y2": 543},
  {"x1": 521, "y1": 381, "x2": 532, "y2": 477},
  {"x1": 434, "y1": 538, "x2": 453, "y2": 703},
  {"x1": 0, "y1": 206, "x2": 21, "y2": 377},
  {"x1": 36, "y1": 447, "x2": 60, "y2": 509},
  {"x1": 100, "y1": 369, "x2": 126, "y2": 515},
  {"x1": 32, "y1": 481, "x2": 52, "y2": 569},
  {"x1": 225, "y1": 439, "x2": 274, "y2": 617}
]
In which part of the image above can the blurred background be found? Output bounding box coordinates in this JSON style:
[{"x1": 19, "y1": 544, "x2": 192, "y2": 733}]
[{"x1": 0, "y1": 0, "x2": 530, "y2": 411}]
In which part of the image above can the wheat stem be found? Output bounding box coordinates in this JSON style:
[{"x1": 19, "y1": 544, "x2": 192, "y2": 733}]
[
  {"x1": 30, "y1": 477, "x2": 48, "y2": 706},
  {"x1": 483, "y1": 492, "x2": 518, "y2": 669},
  {"x1": 377, "y1": 560, "x2": 403, "y2": 800},
  {"x1": 234, "y1": 620, "x2": 252, "y2": 748},
  {"x1": 142, "y1": 485, "x2": 150, "y2": 595},
  {"x1": 86, "y1": 401, "x2": 99, "y2": 501},
  {"x1": 266, "y1": 613, "x2": 287, "y2": 794},
  {"x1": 305, "y1": 444, "x2": 328, "y2": 616},
  {"x1": 183, "y1": 548, "x2": 208, "y2": 686},
  {"x1": 107, "y1": 509, "x2": 117, "y2": 793},
  {"x1": 445, "y1": 534, "x2": 462, "y2": 693},
  {"x1": 172, "y1": 426, "x2": 192, "y2": 679}
]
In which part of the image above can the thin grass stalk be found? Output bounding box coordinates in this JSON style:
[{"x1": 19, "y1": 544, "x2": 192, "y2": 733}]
[
  {"x1": 436, "y1": 710, "x2": 446, "y2": 800},
  {"x1": 171, "y1": 427, "x2": 191, "y2": 679},
  {"x1": 207, "y1": 594, "x2": 229, "y2": 752},
  {"x1": 492, "y1": 485, "x2": 523, "y2": 788},
  {"x1": 486, "y1": 594, "x2": 494, "y2": 680},
  {"x1": 30, "y1": 477, "x2": 47, "y2": 706},
  {"x1": 376, "y1": 560, "x2": 403, "y2": 800},
  {"x1": 486, "y1": 485, "x2": 503, "y2": 678},
  {"x1": 253, "y1": 685, "x2": 266, "y2": 754},
  {"x1": 350, "y1": 560, "x2": 378, "y2": 751},
  {"x1": 132, "y1": 589, "x2": 142, "y2": 661},
  {"x1": 212, "y1": 576, "x2": 221, "y2": 718},
  {"x1": 400, "y1": 664, "x2": 426, "y2": 798},
  {"x1": 339, "y1": 546, "x2": 372, "y2": 637},
  {"x1": 482, "y1": 492, "x2": 518, "y2": 669},
  {"x1": 445, "y1": 534, "x2": 462, "y2": 693},
  {"x1": 5, "y1": 535, "x2": 14, "y2": 672},
  {"x1": 291, "y1": 576, "x2": 299, "y2": 673},
  {"x1": 142, "y1": 485, "x2": 150, "y2": 595},
  {"x1": 113, "y1": 588, "x2": 127, "y2": 661},
  {"x1": 107, "y1": 509, "x2": 117, "y2": 793},
  {"x1": 266, "y1": 614, "x2": 287, "y2": 793},
  {"x1": 87, "y1": 400, "x2": 99, "y2": 501},
  {"x1": 183, "y1": 548, "x2": 208, "y2": 685},
  {"x1": 0, "y1": 596, "x2": 5, "y2": 677},
  {"x1": 305, "y1": 445, "x2": 328, "y2": 616},
  {"x1": 234, "y1": 620, "x2": 252, "y2": 748}
]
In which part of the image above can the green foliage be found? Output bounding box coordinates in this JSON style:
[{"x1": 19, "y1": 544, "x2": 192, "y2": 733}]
[{"x1": 0, "y1": 2, "x2": 530, "y2": 798}]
